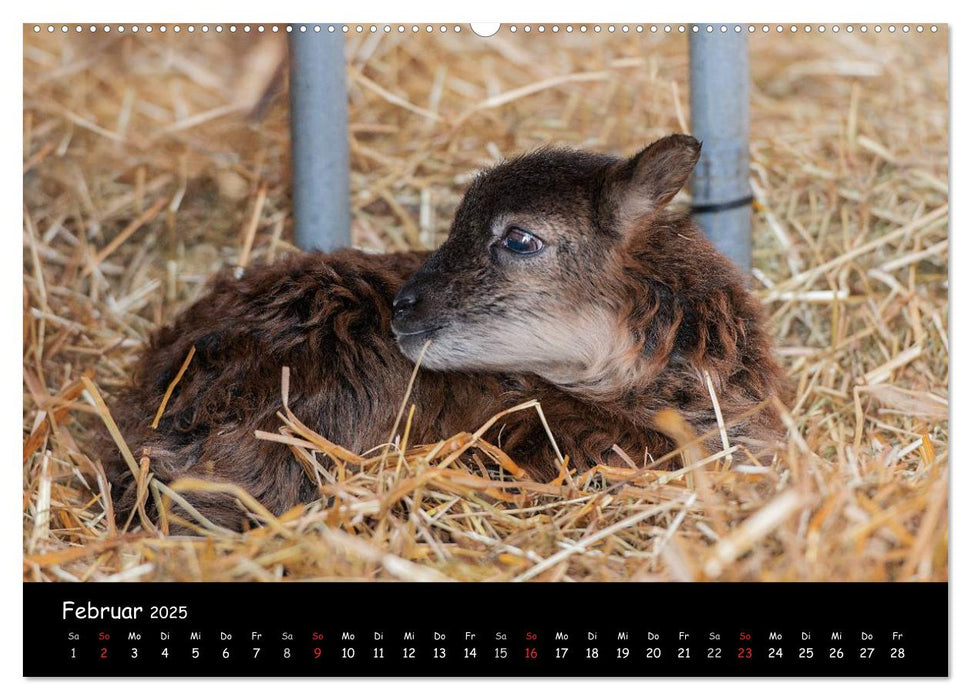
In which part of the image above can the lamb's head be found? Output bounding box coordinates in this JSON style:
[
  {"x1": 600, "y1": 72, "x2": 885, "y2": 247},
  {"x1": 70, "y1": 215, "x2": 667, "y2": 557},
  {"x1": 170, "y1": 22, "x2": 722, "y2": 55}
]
[{"x1": 391, "y1": 133, "x2": 702, "y2": 386}]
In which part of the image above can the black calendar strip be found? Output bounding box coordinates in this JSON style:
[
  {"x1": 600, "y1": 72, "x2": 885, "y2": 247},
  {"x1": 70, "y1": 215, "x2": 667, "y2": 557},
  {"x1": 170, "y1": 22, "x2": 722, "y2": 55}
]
[{"x1": 23, "y1": 582, "x2": 947, "y2": 677}]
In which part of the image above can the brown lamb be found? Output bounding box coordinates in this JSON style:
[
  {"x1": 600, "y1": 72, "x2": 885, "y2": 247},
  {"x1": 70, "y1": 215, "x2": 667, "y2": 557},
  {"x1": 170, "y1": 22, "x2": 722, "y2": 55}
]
[{"x1": 101, "y1": 134, "x2": 786, "y2": 531}]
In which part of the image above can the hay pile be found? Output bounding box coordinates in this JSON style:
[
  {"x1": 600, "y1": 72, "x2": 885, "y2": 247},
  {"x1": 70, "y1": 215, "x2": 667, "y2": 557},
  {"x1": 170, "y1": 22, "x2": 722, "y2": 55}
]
[{"x1": 23, "y1": 25, "x2": 948, "y2": 582}]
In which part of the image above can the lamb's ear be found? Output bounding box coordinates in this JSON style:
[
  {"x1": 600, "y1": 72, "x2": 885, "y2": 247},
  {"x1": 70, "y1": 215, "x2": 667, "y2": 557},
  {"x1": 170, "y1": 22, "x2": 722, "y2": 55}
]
[{"x1": 603, "y1": 134, "x2": 701, "y2": 231}]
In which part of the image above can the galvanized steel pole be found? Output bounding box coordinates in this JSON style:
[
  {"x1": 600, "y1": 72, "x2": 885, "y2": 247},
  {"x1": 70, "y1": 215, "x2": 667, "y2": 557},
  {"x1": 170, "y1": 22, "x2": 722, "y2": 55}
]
[
  {"x1": 689, "y1": 29, "x2": 753, "y2": 271},
  {"x1": 288, "y1": 29, "x2": 351, "y2": 251}
]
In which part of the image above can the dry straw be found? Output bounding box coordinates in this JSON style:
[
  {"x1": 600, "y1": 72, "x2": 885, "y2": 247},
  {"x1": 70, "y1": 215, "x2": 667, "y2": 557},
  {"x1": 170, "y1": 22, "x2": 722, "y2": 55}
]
[{"x1": 23, "y1": 28, "x2": 948, "y2": 582}]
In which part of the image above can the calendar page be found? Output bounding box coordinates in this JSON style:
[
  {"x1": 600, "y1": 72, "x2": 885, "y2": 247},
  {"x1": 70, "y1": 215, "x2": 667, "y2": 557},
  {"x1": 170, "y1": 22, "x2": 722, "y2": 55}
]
[{"x1": 22, "y1": 20, "x2": 949, "y2": 678}]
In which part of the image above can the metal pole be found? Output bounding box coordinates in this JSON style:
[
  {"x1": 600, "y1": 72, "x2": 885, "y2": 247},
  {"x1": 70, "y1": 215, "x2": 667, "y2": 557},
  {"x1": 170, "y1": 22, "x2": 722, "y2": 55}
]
[
  {"x1": 689, "y1": 29, "x2": 752, "y2": 271},
  {"x1": 288, "y1": 28, "x2": 351, "y2": 251}
]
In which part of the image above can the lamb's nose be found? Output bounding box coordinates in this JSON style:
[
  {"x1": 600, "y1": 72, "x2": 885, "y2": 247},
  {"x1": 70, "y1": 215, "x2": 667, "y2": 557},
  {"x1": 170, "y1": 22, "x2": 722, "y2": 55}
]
[{"x1": 393, "y1": 288, "x2": 418, "y2": 318}]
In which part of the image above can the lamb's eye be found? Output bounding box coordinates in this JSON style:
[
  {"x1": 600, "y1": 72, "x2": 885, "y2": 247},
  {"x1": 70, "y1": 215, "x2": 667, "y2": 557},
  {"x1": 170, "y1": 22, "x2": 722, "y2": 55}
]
[{"x1": 500, "y1": 227, "x2": 544, "y2": 255}]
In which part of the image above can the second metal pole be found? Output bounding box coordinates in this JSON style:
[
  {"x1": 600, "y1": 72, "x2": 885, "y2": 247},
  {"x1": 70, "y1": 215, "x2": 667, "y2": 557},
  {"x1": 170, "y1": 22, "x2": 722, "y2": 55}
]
[{"x1": 689, "y1": 30, "x2": 753, "y2": 271}]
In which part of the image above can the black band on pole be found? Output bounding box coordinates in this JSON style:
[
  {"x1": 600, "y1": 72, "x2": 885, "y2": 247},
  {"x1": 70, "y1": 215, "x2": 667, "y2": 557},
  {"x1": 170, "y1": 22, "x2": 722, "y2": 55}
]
[{"x1": 691, "y1": 195, "x2": 755, "y2": 215}]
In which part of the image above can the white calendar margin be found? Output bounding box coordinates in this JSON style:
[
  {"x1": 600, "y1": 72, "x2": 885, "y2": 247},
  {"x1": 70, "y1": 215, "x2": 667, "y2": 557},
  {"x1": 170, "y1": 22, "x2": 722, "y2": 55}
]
[{"x1": 4, "y1": 0, "x2": 963, "y2": 695}]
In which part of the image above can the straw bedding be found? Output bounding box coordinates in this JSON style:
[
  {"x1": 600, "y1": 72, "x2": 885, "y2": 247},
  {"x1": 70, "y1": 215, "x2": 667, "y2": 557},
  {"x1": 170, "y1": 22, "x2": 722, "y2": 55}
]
[{"x1": 23, "y1": 26, "x2": 948, "y2": 582}]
